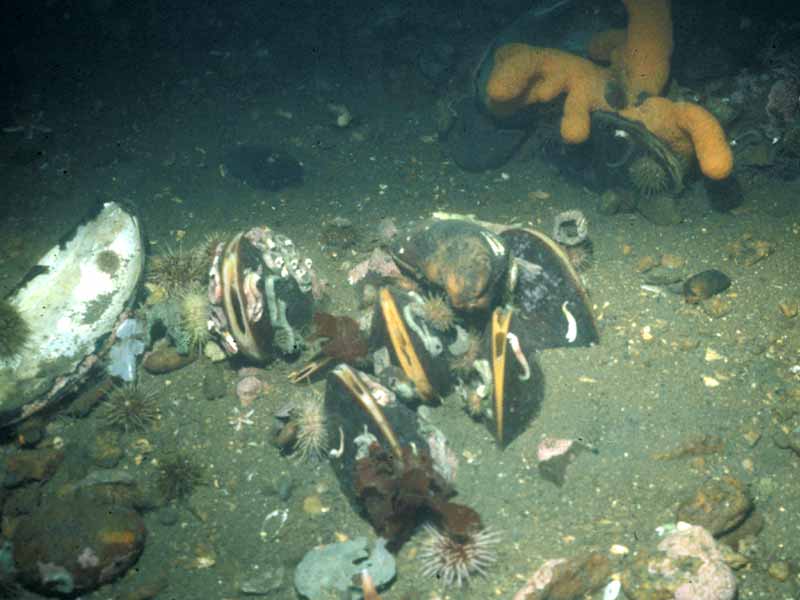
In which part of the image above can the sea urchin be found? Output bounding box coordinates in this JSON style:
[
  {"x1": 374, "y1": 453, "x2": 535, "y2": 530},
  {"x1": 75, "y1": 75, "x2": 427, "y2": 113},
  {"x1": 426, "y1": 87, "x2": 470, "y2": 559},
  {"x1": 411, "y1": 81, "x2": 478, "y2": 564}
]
[
  {"x1": 146, "y1": 245, "x2": 208, "y2": 296},
  {"x1": 292, "y1": 398, "x2": 328, "y2": 461},
  {"x1": 179, "y1": 284, "x2": 211, "y2": 353},
  {"x1": 418, "y1": 524, "x2": 501, "y2": 588},
  {"x1": 156, "y1": 450, "x2": 206, "y2": 502},
  {"x1": 99, "y1": 384, "x2": 159, "y2": 432},
  {"x1": 421, "y1": 293, "x2": 456, "y2": 331},
  {"x1": 627, "y1": 155, "x2": 669, "y2": 198},
  {"x1": 0, "y1": 299, "x2": 30, "y2": 360}
]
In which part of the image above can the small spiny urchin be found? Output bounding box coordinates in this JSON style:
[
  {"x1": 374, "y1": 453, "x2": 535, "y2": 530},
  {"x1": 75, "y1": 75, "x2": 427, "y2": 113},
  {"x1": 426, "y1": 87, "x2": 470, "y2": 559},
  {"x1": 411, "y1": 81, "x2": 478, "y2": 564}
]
[
  {"x1": 418, "y1": 524, "x2": 501, "y2": 588},
  {"x1": 179, "y1": 284, "x2": 211, "y2": 353},
  {"x1": 421, "y1": 293, "x2": 456, "y2": 331},
  {"x1": 292, "y1": 398, "x2": 328, "y2": 461}
]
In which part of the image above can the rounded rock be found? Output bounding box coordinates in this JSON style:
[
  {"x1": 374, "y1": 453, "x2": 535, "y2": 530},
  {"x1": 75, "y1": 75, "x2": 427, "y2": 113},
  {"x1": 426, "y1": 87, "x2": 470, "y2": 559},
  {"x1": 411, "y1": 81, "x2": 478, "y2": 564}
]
[{"x1": 12, "y1": 497, "x2": 146, "y2": 596}]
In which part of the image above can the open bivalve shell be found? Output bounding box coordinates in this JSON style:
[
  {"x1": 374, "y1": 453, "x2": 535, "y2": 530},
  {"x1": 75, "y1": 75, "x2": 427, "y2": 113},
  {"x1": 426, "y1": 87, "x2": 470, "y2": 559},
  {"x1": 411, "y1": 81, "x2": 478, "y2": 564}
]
[
  {"x1": 0, "y1": 202, "x2": 143, "y2": 427},
  {"x1": 324, "y1": 364, "x2": 482, "y2": 548},
  {"x1": 208, "y1": 226, "x2": 314, "y2": 363}
]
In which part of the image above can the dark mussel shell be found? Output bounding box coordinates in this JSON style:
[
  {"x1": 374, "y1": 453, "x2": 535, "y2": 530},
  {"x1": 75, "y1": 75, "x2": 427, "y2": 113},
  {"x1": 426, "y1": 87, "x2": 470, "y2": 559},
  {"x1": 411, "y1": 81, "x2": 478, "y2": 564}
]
[
  {"x1": 325, "y1": 365, "x2": 477, "y2": 548},
  {"x1": 501, "y1": 227, "x2": 598, "y2": 351},
  {"x1": 390, "y1": 219, "x2": 510, "y2": 311},
  {"x1": 484, "y1": 307, "x2": 544, "y2": 448},
  {"x1": 682, "y1": 269, "x2": 731, "y2": 304}
]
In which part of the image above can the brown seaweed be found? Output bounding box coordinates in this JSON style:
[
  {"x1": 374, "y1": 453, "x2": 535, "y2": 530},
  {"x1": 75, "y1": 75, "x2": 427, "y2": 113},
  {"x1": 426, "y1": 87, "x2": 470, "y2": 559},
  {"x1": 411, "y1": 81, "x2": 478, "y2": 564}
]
[
  {"x1": 311, "y1": 312, "x2": 369, "y2": 363},
  {"x1": 354, "y1": 442, "x2": 481, "y2": 549}
]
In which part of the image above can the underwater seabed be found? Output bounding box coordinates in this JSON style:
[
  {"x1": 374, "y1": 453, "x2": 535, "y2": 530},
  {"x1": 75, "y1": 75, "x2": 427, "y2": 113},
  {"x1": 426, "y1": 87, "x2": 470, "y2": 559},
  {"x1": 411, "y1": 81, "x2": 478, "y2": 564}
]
[
  {"x1": 2, "y1": 159, "x2": 798, "y2": 599},
  {"x1": 1, "y1": 40, "x2": 799, "y2": 600}
]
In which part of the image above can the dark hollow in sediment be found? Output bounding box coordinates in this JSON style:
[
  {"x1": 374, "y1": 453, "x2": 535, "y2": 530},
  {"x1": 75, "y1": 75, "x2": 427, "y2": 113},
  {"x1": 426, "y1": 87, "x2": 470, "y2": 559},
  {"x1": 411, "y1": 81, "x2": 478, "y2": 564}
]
[{"x1": 223, "y1": 145, "x2": 304, "y2": 191}]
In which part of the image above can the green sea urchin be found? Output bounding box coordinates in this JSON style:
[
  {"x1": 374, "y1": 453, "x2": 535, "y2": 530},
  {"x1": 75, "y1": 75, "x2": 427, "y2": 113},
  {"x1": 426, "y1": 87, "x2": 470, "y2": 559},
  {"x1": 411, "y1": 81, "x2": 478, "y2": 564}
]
[
  {"x1": 421, "y1": 293, "x2": 456, "y2": 331},
  {"x1": 0, "y1": 299, "x2": 30, "y2": 359},
  {"x1": 178, "y1": 285, "x2": 211, "y2": 354},
  {"x1": 156, "y1": 450, "x2": 206, "y2": 502},
  {"x1": 99, "y1": 384, "x2": 159, "y2": 432},
  {"x1": 627, "y1": 155, "x2": 670, "y2": 198},
  {"x1": 146, "y1": 245, "x2": 207, "y2": 296}
]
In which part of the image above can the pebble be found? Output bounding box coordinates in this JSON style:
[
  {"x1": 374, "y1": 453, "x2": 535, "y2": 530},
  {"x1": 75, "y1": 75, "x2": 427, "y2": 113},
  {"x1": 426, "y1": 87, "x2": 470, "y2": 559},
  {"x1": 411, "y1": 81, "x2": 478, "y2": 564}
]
[
  {"x1": 158, "y1": 506, "x2": 180, "y2": 526},
  {"x1": 302, "y1": 494, "x2": 329, "y2": 515},
  {"x1": 275, "y1": 476, "x2": 293, "y2": 501},
  {"x1": 203, "y1": 340, "x2": 227, "y2": 362},
  {"x1": 767, "y1": 560, "x2": 790, "y2": 582},
  {"x1": 239, "y1": 565, "x2": 285, "y2": 596}
]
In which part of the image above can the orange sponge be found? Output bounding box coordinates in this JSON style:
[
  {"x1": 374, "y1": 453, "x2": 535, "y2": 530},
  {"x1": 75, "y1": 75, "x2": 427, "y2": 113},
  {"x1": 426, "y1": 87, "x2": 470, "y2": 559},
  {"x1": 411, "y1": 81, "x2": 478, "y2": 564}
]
[
  {"x1": 486, "y1": 44, "x2": 613, "y2": 144},
  {"x1": 616, "y1": 0, "x2": 673, "y2": 102},
  {"x1": 620, "y1": 97, "x2": 733, "y2": 179},
  {"x1": 587, "y1": 28, "x2": 626, "y2": 63}
]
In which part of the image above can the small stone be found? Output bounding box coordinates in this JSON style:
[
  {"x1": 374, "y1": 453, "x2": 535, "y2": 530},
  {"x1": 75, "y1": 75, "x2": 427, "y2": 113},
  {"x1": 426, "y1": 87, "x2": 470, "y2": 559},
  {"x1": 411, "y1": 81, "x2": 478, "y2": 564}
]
[
  {"x1": 767, "y1": 560, "x2": 790, "y2": 582},
  {"x1": 636, "y1": 255, "x2": 658, "y2": 273},
  {"x1": 703, "y1": 375, "x2": 720, "y2": 388},
  {"x1": 90, "y1": 431, "x2": 123, "y2": 468},
  {"x1": 660, "y1": 253, "x2": 685, "y2": 269},
  {"x1": 676, "y1": 476, "x2": 753, "y2": 537},
  {"x1": 609, "y1": 544, "x2": 630, "y2": 556},
  {"x1": 302, "y1": 494, "x2": 329, "y2": 515},
  {"x1": 142, "y1": 347, "x2": 195, "y2": 374},
  {"x1": 158, "y1": 506, "x2": 180, "y2": 526},
  {"x1": 778, "y1": 301, "x2": 798, "y2": 319},
  {"x1": 675, "y1": 337, "x2": 699, "y2": 351},
  {"x1": 703, "y1": 296, "x2": 732, "y2": 318},
  {"x1": 203, "y1": 340, "x2": 227, "y2": 361},
  {"x1": 275, "y1": 476, "x2": 293, "y2": 501},
  {"x1": 621, "y1": 243, "x2": 633, "y2": 256},
  {"x1": 741, "y1": 429, "x2": 761, "y2": 447},
  {"x1": 4, "y1": 448, "x2": 65, "y2": 487},
  {"x1": 201, "y1": 364, "x2": 228, "y2": 401},
  {"x1": 239, "y1": 565, "x2": 285, "y2": 596},
  {"x1": 599, "y1": 190, "x2": 622, "y2": 215},
  {"x1": 15, "y1": 418, "x2": 46, "y2": 448},
  {"x1": 191, "y1": 544, "x2": 217, "y2": 569},
  {"x1": 705, "y1": 348, "x2": 724, "y2": 362},
  {"x1": 637, "y1": 193, "x2": 682, "y2": 225}
]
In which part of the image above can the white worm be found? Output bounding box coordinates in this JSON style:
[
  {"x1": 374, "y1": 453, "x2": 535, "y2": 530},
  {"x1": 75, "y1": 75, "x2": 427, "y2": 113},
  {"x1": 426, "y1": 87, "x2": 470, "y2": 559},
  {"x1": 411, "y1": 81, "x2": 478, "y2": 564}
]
[{"x1": 562, "y1": 301, "x2": 577, "y2": 343}]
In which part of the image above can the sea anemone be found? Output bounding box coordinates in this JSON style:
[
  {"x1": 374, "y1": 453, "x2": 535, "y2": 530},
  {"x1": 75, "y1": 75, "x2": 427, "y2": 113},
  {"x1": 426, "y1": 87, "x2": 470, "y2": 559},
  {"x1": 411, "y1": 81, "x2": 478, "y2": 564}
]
[
  {"x1": 418, "y1": 524, "x2": 501, "y2": 588},
  {"x1": 449, "y1": 329, "x2": 481, "y2": 375},
  {"x1": 156, "y1": 450, "x2": 206, "y2": 502},
  {"x1": 98, "y1": 384, "x2": 159, "y2": 432},
  {"x1": 0, "y1": 299, "x2": 30, "y2": 359},
  {"x1": 627, "y1": 155, "x2": 670, "y2": 198},
  {"x1": 146, "y1": 245, "x2": 208, "y2": 296},
  {"x1": 421, "y1": 293, "x2": 456, "y2": 331},
  {"x1": 292, "y1": 398, "x2": 328, "y2": 461},
  {"x1": 178, "y1": 284, "x2": 211, "y2": 354}
]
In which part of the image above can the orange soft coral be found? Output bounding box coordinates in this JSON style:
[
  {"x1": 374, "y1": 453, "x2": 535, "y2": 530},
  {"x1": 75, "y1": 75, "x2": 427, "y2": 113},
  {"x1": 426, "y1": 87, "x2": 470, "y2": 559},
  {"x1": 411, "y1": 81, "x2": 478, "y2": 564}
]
[
  {"x1": 587, "y1": 28, "x2": 626, "y2": 63},
  {"x1": 616, "y1": 0, "x2": 673, "y2": 102},
  {"x1": 486, "y1": 44, "x2": 613, "y2": 144},
  {"x1": 620, "y1": 97, "x2": 733, "y2": 179},
  {"x1": 589, "y1": 1, "x2": 673, "y2": 103}
]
